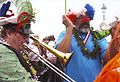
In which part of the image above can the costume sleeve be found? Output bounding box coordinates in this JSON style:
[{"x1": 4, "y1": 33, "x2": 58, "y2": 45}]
[
  {"x1": 98, "y1": 38, "x2": 108, "y2": 59},
  {"x1": 54, "y1": 31, "x2": 66, "y2": 48}
]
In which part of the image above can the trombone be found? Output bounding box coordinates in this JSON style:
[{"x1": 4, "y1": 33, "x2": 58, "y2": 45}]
[
  {"x1": 30, "y1": 35, "x2": 73, "y2": 65},
  {"x1": 23, "y1": 35, "x2": 76, "y2": 82}
]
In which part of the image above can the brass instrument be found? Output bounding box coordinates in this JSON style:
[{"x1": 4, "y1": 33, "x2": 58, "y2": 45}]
[
  {"x1": 22, "y1": 35, "x2": 75, "y2": 82},
  {"x1": 30, "y1": 35, "x2": 73, "y2": 65}
]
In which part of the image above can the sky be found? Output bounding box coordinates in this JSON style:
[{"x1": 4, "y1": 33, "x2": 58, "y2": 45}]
[{"x1": 30, "y1": 0, "x2": 120, "y2": 42}]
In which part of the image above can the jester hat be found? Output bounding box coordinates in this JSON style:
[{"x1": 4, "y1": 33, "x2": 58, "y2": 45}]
[{"x1": 0, "y1": 0, "x2": 35, "y2": 34}]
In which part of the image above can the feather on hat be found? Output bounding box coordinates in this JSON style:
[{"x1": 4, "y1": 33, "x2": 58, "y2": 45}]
[{"x1": 85, "y1": 4, "x2": 95, "y2": 20}]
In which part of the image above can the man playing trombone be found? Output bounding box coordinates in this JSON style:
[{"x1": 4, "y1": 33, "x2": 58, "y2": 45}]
[
  {"x1": 0, "y1": 0, "x2": 56, "y2": 81},
  {"x1": 0, "y1": 0, "x2": 36, "y2": 81}
]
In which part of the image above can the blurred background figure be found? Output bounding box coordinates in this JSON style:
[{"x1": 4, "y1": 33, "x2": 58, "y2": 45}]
[
  {"x1": 43, "y1": 35, "x2": 57, "y2": 64},
  {"x1": 29, "y1": 34, "x2": 63, "y2": 82},
  {"x1": 94, "y1": 20, "x2": 120, "y2": 82}
]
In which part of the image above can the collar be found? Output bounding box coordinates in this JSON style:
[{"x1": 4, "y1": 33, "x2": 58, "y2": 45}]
[{"x1": 76, "y1": 30, "x2": 91, "y2": 44}]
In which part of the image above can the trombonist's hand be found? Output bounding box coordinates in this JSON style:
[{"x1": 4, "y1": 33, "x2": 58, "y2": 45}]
[{"x1": 62, "y1": 15, "x2": 74, "y2": 30}]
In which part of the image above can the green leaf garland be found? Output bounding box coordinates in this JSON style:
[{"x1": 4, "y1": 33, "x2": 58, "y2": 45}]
[{"x1": 73, "y1": 28, "x2": 101, "y2": 59}]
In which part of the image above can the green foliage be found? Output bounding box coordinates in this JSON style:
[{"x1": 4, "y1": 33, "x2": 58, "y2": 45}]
[{"x1": 14, "y1": 0, "x2": 36, "y2": 22}]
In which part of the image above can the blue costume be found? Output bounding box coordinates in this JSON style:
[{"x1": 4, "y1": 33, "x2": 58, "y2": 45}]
[{"x1": 55, "y1": 30, "x2": 108, "y2": 82}]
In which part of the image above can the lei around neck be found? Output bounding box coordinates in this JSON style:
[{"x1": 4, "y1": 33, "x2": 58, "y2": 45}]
[{"x1": 72, "y1": 28, "x2": 101, "y2": 59}]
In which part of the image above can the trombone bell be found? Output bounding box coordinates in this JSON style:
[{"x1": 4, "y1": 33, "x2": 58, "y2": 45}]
[{"x1": 30, "y1": 35, "x2": 73, "y2": 65}]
